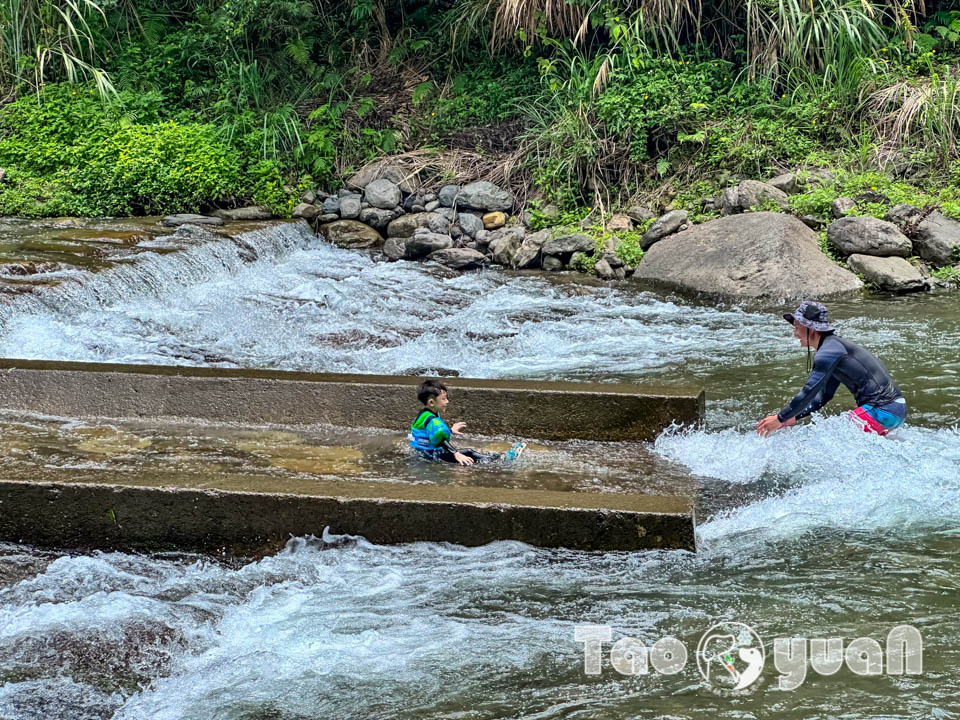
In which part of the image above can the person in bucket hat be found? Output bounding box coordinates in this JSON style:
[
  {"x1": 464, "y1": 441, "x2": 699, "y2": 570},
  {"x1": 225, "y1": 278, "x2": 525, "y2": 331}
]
[{"x1": 757, "y1": 301, "x2": 907, "y2": 436}]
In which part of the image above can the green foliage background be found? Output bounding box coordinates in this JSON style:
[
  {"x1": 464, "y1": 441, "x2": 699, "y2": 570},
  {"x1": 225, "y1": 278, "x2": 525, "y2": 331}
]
[{"x1": 2, "y1": 0, "x2": 960, "y2": 220}]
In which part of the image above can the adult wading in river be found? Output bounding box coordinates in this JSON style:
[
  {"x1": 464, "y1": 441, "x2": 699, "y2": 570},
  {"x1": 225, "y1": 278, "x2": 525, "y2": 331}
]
[{"x1": 757, "y1": 301, "x2": 907, "y2": 437}]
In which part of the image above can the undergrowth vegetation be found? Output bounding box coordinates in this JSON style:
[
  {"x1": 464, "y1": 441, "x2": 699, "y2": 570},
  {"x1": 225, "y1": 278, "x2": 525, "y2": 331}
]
[{"x1": 2, "y1": 0, "x2": 960, "y2": 217}]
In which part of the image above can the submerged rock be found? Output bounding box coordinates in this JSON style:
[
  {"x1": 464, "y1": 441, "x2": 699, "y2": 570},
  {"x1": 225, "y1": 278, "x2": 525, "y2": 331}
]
[
  {"x1": 632, "y1": 212, "x2": 863, "y2": 300},
  {"x1": 161, "y1": 214, "x2": 223, "y2": 227}
]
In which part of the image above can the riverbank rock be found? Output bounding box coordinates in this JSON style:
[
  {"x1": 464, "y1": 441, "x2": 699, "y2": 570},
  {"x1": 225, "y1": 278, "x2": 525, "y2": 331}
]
[
  {"x1": 913, "y1": 211, "x2": 960, "y2": 266},
  {"x1": 319, "y1": 220, "x2": 383, "y2": 249},
  {"x1": 458, "y1": 212, "x2": 484, "y2": 239},
  {"x1": 427, "y1": 248, "x2": 488, "y2": 270},
  {"x1": 482, "y1": 211, "x2": 506, "y2": 230},
  {"x1": 640, "y1": 210, "x2": 687, "y2": 250},
  {"x1": 359, "y1": 207, "x2": 402, "y2": 231},
  {"x1": 364, "y1": 179, "x2": 402, "y2": 210},
  {"x1": 346, "y1": 160, "x2": 419, "y2": 193},
  {"x1": 458, "y1": 181, "x2": 514, "y2": 212},
  {"x1": 884, "y1": 203, "x2": 922, "y2": 227},
  {"x1": 831, "y1": 197, "x2": 856, "y2": 219},
  {"x1": 213, "y1": 206, "x2": 272, "y2": 221},
  {"x1": 488, "y1": 227, "x2": 526, "y2": 266},
  {"x1": 607, "y1": 214, "x2": 633, "y2": 233},
  {"x1": 632, "y1": 212, "x2": 863, "y2": 300},
  {"x1": 513, "y1": 230, "x2": 550, "y2": 269},
  {"x1": 405, "y1": 231, "x2": 453, "y2": 259},
  {"x1": 339, "y1": 195, "x2": 361, "y2": 219},
  {"x1": 382, "y1": 236, "x2": 405, "y2": 261},
  {"x1": 846, "y1": 254, "x2": 927, "y2": 293},
  {"x1": 292, "y1": 203, "x2": 318, "y2": 220},
  {"x1": 387, "y1": 213, "x2": 432, "y2": 238},
  {"x1": 827, "y1": 217, "x2": 912, "y2": 258},
  {"x1": 626, "y1": 205, "x2": 655, "y2": 222},
  {"x1": 718, "y1": 180, "x2": 789, "y2": 215},
  {"x1": 542, "y1": 233, "x2": 593, "y2": 264},
  {"x1": 768, "y1": 172, "x2": 802, "y2": 194}
]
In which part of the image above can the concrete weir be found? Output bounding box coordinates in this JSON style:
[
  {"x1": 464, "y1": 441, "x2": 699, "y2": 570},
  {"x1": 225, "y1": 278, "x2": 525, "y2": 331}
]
[{"x1": 0, "y1": 359, "x2": 703, "y2": 553}]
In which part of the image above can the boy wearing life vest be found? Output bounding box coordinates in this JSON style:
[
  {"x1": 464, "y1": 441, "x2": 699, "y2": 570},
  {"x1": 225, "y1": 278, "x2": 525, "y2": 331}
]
[{"x1": 409, "y1": 380, "x2": 524, "y2": 464}]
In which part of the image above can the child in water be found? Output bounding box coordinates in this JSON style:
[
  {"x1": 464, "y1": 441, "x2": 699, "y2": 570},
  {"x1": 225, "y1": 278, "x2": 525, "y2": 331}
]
[{"x1": 409, "y1": 379, "x2": 525, "y2": 465}]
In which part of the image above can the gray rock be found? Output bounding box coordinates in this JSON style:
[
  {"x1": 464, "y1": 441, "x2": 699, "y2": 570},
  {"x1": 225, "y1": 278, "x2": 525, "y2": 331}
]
[
  {"x1": 427, "y1": 247, "x2": 488, "y2": 270},
  {"x1": 425, "y1": 201, "x2": 440, "y2": 212},
  {"x1": 428, "y1": 213, "x2": 452, "y2": 235},
  {"x1": 322, "y1": 197, "x2": 341, "y2": 214},
  {"x1": 625, "y1": 204, "x2": 655, "y2": 222},
  {"x1": 458, "y1": 181, "x2": 514, "y2": 212},
  {"x1": 382, "y1": 237, "x2": 406, "y2": 261},
  {"x1": 801, "y1": 215, "x2": 826, "y2": 230},
  {"x1": 855, "y1": 189, "x2": 889, "y2": 205},
  {"x1": 361, "y1": 201, "x2": 370, "y2": 209},
  {"x1": 339, "y1": 196, "x2": 361, "y2": 219},
  {"x1": 514, "y1": 229, "x2": 550, "y2": 269},
  {"x1": 292, "y1": 204, "x2": 318, "y2": 220},
  {"x1": 632, "y1": 212, "x2": 863, "y2": 301},
  {"x1": 359, "y1": 206, "x2": 403, "y2": 231},
  {"x1": 542, "y1": 233, "x2": 593, "y2": 256},
  {"x1": 301, "y1": 190, "x2": 317, "y2": 205},
  {"x1": 318, "y1": 220, "x2": 383, "y2": 249},
  {"x1": 607, "y1": 214, "x2": 633, "y2": 233},
  {"x1": 595, "y1": 258, "x2": 616, "y2": 280},
  {"x1": 424, "y1": 193, "x2": 437, "y2": 203},
  {"x1": 458, "y1": 212, "x2": 484, "y2": 239},
  {"x1": 450, "y1": 225, "x2": 463, "y2": 241},
  {"x1": 212, "y1": 206, "x2": 273, "y2": 221},
  {"x1": 827, "y1": 217, "x2": 912, "y2": 258},
  {"x1": 364, "y1": 179, "x2": 402, "y2": 210},
  {"x1": 806, "y1": 168, "x2": 836, "y2": 186},
  {"x1": 488, "y1": 227, "x2": 526, "y2": 266},
  {"x1": 884, "y1": 203, "x2": 922, "y2": 227},
  {"x1": 161, "y1": 214, "x2": 224, "y2": 227},
  {"x1": 602, "y1": 251, "x2": 624, "y2": 268},
  {"x1": 405, "y1": 232, "x2": 453, "y2": 259},
  {"x1": 387, "y1": 213, "x2": 433, "y2": 238},
  {"x1": 411, "y1": 205, "x2": 426, "y2": 213},
  {"x1": 438, "y1": 185, "x2": 461, "y2": 207},
  {"x1": 831, "y1": 197, "x2": 856, "y2": 219},
  {"x1": 317, "y1": 213, "x2": 340, "y2": 223},
  {"x1": 768, "y1": 172, "x2": 802, "y2": 195},
  {"x1": 913, "y1": 211, "x2": 960, "y2": 266},
  {"x1": 542, "y1": 256, "x2": 565, "y2": 271},
  {"x1": 719, "y1": 180, "x2": 789, "y2": 215},
  {"x1": 846, "y1": 254, "x2": 927, "y2": 293},
  {"x1": 475, "y1": 229, "x2": 490, "y2": 245},
  {"x1": 641, "y1": 210, "x2": 688, "y2": 250}
]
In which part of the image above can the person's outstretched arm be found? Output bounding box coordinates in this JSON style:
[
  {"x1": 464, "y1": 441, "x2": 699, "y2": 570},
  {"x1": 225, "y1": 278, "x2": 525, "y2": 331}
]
[{"x1": 758, "y1": 343, "x2": 844, "y2": 435}]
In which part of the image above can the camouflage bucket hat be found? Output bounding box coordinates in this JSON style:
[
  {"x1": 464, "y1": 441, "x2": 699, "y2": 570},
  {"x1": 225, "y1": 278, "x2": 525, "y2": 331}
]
[{"x1": 783, "y1": 301, "x2": 835, "y2": 333}]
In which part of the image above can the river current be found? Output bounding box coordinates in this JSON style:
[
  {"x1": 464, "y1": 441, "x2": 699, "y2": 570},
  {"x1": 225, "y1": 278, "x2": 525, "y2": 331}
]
[{"x1": 1, "y1": 221, "x2": 959, "y2": 719}]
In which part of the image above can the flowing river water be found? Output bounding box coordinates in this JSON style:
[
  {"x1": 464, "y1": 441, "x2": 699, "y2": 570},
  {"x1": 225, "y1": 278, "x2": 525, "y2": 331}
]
[{"x1": 1, "y1": 221, "x2": 959, "y2": 719}]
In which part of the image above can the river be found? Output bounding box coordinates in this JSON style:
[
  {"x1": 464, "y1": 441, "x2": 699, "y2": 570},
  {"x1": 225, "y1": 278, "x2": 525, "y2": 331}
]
[{"x1": 0, "y1": 221, "x2": 958, "y2": 719}]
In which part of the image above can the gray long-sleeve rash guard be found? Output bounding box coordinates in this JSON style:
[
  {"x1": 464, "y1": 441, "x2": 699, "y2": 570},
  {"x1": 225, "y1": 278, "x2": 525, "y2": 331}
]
[{"x1": 777, "y1": 333, "x2": 902, "y2": 423}]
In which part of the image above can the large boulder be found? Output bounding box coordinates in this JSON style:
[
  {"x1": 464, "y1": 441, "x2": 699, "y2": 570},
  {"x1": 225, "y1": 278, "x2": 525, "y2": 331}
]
[
  {"x1": 826, "y1": 217, "x2": 912, "y2": 258},
  {"x1": 458, "y1": 181, "x2": 514, "y2": 212},
  {"x1": 387, "y1": 213, "x2": 433, "y2": 238},
  {"x1": 632, "y1": 212, "x2": 863, "y2": 300},
  {"x1": 487, "y1": 227, "x2": 526, "y2": 266},
  {"x1": 718, "y1": 180, "x2": 789, "y2": 215},
  {"x1": 913, "y1": 211, "x2": 960, "y2": 266},
  {"x1": 319, "y1": 220, "x2": 383, "y2": 249},
  {"x1": 161, "y1": 213, "x2": 224, "y2": 227},
  {"x1": 427, "y1": 248, "x2": 488, "y2": 270},
  {"x1": 364, "y1": 179, "x2": 402, "y2": 210},
  {"x1": 514, "y1": 230, "x2": 551, "y2": 269},
  {"x1": 846, "y1": 254, "x2": 927, "y2": 294},
  {"x1": 542, "y1": 233, "x2": 593, "y2": 256},
  {"x1": 641, "y1": 210, "x2": 687, "y2": 250},
  {"x1": 405, "y1": 232, "x2": 453, "y2": 259}
]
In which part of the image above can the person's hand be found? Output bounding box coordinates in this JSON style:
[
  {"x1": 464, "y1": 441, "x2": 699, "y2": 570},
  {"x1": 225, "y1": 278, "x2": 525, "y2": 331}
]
[
  {"x1": 451, "y1": 422, "x2": 466, "y2": 435},
  {"x1": 453, "y1": 451, "x2": 474, "y2": 466},
  {"x1": 757, "y1": 415, "x2": 795, "y2": 436}
]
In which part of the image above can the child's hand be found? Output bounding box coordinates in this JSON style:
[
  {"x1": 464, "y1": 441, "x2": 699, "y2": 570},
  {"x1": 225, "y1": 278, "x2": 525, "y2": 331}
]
[
  {"x1": 453, "y1": 451, "x2": 474, "y2": 466},
  {"x1": 451, "y1": 422, "x2": 467, "y2": 435}
]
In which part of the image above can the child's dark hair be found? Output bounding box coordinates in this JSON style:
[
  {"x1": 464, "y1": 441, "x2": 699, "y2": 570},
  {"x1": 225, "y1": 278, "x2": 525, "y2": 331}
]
[{"x1": 418, "y1": 379, "x2": 448, "y2": 405}]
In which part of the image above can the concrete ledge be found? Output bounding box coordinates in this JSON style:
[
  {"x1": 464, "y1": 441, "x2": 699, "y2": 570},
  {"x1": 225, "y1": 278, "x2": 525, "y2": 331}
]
[
  {"x1": 0, "y1": 359, "x2": 703, "y2": 441},
  {"x1": 0, "y1": 480, "x2": 696, "y2": 553}
]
